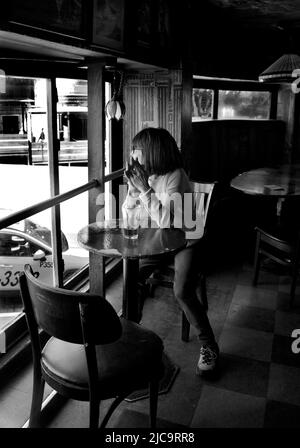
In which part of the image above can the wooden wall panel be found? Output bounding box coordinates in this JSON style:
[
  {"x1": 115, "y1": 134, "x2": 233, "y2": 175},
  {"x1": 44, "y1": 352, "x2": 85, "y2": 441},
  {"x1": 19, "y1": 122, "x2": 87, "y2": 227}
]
[
  {"x1": 190, "y1": 119, "x2": 286, "y2": 184},
  {"x1": 157, "y1": 85, "x2": 168, "y2": 130},
  {"x1": 173, "y1": 86, "x2": 182, "y2": 148},
  {"x1": 123, "y1": 82, "x2": 139, "y2": 159},
  {"x1": 123, "y1": 70, "x2": 182, "y2": 162}
]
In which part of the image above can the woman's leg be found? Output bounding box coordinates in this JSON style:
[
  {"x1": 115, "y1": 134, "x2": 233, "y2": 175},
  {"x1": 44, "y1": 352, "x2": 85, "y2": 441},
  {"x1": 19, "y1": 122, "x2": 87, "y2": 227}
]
[{"x1": 173, "y1": 242, "x2": 217, "y2": 348}]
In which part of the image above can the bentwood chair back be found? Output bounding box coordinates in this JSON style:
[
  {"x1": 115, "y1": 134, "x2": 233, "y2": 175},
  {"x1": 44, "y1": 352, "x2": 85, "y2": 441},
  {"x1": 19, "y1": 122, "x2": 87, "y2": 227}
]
[
  {"x1": 190, "y1": 181, "x2": 216, "y2": 228},
  {"x1": 19, "y1": 264, "x2": 164, "y2": 428},
  {"x1": 253, "y1": 226, "x2": 300, "y2": 307},
  {"x1": 146, "y1": 181, "x2": 217, "y2": 342}
]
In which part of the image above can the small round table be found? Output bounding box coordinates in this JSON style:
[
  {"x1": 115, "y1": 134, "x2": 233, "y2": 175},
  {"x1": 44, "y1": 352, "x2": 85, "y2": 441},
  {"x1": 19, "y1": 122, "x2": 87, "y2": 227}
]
[
  {"x1": 77, "y1": 219, "x2": 187, "y2": 322},
  {"x1": 230, "y1": 164, "x2": 300, "y2": 219}
]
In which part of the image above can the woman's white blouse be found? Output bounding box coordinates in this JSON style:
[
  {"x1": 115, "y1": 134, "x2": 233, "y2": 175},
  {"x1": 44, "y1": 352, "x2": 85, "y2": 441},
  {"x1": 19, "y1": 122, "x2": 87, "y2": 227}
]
[{"x1": 124, "y1": 168, "x2": 204, "y2": 242}]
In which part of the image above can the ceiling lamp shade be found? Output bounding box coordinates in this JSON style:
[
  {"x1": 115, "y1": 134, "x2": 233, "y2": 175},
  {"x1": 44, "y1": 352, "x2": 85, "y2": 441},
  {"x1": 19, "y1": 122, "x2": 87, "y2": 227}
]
[{"x1": 259, "y1": 53, "x2": 300, "y2": 82}]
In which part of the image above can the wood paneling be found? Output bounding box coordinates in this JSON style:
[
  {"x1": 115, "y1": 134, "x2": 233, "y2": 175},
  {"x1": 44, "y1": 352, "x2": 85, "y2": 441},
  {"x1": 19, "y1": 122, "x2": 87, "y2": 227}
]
[
  {"x1": 123, "y1": 70, "x2": 183, "y2": 160},
  {"x1": 11, "y1": 0, "x2": 85, "y2": 38},
  {"x1": 189, "y1": 119, "x2": 286, "y2": 184}
]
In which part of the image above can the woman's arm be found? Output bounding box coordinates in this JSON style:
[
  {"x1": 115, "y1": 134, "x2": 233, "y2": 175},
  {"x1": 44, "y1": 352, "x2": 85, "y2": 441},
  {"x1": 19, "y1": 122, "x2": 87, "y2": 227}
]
[
  {"x1": 123, "y1": 160, "x2": 143, "y2": 208},
  {"x1": 139, "y1": 170, "x2": 186, "y2": 228}
]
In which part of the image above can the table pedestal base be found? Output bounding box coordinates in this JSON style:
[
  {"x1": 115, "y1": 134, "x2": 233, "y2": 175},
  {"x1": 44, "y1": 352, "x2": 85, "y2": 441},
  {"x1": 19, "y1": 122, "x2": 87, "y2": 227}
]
[
  {"x1": 122, "y1": 258, "x2": 140, "y2": 322},
  {"x1": 122, "y1": 258, "x2": 180, "y2": 402},
  {"x1": 125, "y1": 352, "x2": 180, "y2": 402}
]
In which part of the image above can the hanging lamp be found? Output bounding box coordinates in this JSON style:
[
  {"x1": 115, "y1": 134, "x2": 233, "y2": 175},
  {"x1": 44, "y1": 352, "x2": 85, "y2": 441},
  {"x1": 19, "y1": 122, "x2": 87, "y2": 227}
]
[
  {"x1": 259, "y1": 26, "x2": 300, "y2": 82},
  {"x1": 105, "y1": 70, "x2": 126, "y2": 120},
  {"x1": 259, "y1": 53, "x2": 300, "y2": 82}
]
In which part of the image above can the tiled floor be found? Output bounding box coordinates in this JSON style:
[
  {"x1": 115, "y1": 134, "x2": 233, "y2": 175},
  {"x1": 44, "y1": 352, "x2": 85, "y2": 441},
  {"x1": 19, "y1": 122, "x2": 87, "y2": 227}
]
[{"x1": 1, "y1": 254, "x2": 300, "y2": 428}]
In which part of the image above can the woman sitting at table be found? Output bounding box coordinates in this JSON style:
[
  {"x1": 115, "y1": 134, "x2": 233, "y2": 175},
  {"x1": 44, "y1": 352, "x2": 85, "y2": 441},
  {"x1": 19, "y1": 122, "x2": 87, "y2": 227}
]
[{"x1": 123, "y1": 127, "x2": 219, "y2": 375}]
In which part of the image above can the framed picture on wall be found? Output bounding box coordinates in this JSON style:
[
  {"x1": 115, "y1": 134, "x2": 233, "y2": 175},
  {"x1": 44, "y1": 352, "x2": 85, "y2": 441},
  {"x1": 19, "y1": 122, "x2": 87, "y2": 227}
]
[
  {"x1": 156, "y1": 0, "x2": 172, "y2": 50},
  {"x1": 92, "y1": 0, "x2": 125, "y2": 51},
  {"x1": 135, "y1": 0, "x2": 153, "y2": 49},
  {"x1": 10, "y1": 0, "x2": 84, "y2": 38}
]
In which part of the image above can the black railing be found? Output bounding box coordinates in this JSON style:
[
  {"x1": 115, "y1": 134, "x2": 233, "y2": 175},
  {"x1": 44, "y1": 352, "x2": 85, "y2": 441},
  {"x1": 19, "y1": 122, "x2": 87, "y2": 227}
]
[
  {"x1": 0, "y1": 179, "x2": 99, "y2": 230},
  {"x1": 0, "y1": 168, "x2": 125, "y2": 230}
]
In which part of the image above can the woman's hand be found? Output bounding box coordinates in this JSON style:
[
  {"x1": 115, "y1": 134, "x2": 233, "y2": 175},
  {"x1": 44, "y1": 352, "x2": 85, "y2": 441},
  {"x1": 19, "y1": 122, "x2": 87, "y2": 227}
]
[
  {"x1": 124, "y1": 161, "x2": 138, "y2": 192},
  {"x1": 126, "y1": 158, "x2": 150, "y2": 194}
]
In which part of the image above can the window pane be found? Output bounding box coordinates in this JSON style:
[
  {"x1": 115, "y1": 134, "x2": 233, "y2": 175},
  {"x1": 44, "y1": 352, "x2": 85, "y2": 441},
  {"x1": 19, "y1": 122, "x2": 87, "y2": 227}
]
[
  {"x1": 55, "y1": 78, "x2": 89, "y2": 284},
  {"x1": 59, "y1": 168, "x2": 89, "y2": 284},
  {"x1": 31, "y1": 78, "x2": 88, "y2": 166},
  {"x1": 218, "y1": 90, "x2": 271, "y2": 119},
  {"x1": 0, "y1": 209, "x2": 54, "y2": 332},
  {"x1": 58, "y1": 80, "x2": 112, "y2": 283},
  {"x1": 0, "y1": 75, "x2": 51, "y2": 334},
  {"x1": 56, "y1": 78, "x2": 88, "y2": 166},
  {"x1": 192, "y1": 88, "x2": 213, "y2": 121}
]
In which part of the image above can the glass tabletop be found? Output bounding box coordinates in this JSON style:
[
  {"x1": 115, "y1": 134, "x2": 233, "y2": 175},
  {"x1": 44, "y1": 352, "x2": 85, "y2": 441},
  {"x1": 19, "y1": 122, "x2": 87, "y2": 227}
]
[{"x1": 77, "y1": 219, "x2": 187, "y2": 259}]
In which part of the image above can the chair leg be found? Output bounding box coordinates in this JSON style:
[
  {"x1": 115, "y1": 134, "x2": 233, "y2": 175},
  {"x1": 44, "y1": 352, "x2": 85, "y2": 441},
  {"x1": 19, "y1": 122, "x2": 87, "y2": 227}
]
[
  {"x1": 89, "y1": 397, "x2": 100, "y2": 428},
  {"x1": 149, "y1": 284, "x2": 155, "y2": 297},
  {"x1": 100, "y1": 395, "x2": 126, "y2": 428},
  {"x1": 29, "y1": 371, "x2": 45, "y2": 427},
  {"x1": 149, "y1": 379, "x2": 159, "y2": 428},
  {"x1": 253, "y1": 233, "x2": 261, "y2": 285},
  {"x1": 181, "y1": 312, "x2": 190, "y2": 342},
  {"x1": 147, "y1": 273, "x2": 160, "y2": 298}
]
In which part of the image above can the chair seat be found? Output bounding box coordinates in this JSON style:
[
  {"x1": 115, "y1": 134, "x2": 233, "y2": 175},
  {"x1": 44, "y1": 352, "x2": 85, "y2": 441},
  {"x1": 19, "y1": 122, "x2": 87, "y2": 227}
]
[{"x1": 42, "y1": 318, "x2": 164, "y2": 398}]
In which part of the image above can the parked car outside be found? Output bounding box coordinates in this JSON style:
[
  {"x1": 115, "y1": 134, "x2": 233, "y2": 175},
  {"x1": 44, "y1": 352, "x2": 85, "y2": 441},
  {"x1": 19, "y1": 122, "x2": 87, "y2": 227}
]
[{"x1": 0, "y1": 211, "x2": 88, "y2": 298}]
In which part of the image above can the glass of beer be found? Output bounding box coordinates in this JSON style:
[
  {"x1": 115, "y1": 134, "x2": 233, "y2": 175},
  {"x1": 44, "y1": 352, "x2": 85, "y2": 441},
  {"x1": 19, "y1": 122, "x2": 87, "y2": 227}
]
[{"x1": 122, "y1": 203, "x2": 141, "y2": 239}]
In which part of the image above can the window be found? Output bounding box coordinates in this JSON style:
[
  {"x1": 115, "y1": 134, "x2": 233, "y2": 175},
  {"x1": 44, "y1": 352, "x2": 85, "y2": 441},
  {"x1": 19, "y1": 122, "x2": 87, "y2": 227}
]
[
  {"x1": 192, "y1": 88, "x2": 213, "y2": 120},
  {"x1": 0, "y1": 68, "x2": 120, "y2": 356},
  {"x1": 192, "y1": 77, "x2": 277, "y2": 121},
  {"x1": 31, "y1": 78, "x2": 88, "y2": 166},
  {"x1": 218, "y1": 90, "x2": 271, "y2": 119},
  {"x1": 0, "y1": 75, "x2": 52, "y2": 338}
]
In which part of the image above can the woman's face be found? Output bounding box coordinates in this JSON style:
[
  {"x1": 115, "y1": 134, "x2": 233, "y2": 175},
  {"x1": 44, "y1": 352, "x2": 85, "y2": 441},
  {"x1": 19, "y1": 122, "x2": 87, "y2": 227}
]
[{"x1": 131, "y1": 147, "x2": 144, "y2": 165}]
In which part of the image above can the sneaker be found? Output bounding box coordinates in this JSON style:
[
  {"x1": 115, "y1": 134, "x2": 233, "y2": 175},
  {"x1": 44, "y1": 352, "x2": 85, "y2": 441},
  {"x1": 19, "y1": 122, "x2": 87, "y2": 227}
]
[{"x1": 196, "y1": 344, "x2": 218, "y2": 375}]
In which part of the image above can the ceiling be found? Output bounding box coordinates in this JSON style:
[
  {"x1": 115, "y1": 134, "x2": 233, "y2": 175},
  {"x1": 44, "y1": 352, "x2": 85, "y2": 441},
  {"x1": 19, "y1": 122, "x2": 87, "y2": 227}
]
[
  {"x1": 205, "y1": 0, "x2": 300, "y2": 29},
  {"x1": 2, "y1": 1, "x2": 300, "y2": 80},
  {"x1": 191, "y1": 0, "x2": 300, "y2": 79}
]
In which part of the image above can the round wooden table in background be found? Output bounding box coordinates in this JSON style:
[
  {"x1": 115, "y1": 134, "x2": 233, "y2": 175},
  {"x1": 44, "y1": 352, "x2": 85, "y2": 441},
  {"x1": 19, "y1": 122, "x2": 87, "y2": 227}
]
[{"x1": 230, "y1": 164, "x2": 300, "y2": 218}]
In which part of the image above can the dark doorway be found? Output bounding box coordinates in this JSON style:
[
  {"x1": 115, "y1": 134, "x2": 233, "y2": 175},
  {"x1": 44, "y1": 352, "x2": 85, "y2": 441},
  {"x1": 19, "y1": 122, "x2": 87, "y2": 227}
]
[
  {"x1": 2, "y1": 116, "x2": 19, "y2": 134},
  {"x1": 69, "y1": 113, "x2": 87, "y2": 140}
]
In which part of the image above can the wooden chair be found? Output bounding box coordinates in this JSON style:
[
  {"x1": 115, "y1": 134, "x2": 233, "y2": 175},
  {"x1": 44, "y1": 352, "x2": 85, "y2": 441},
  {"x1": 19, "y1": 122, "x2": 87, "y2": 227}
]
[
  {"x1": 146, "y1": 181, "x2": 217, "y2": 342},
  {"x1": 19, "y1": 264, "x2": 164, "y2": 428},
  {"x1": 253, "y1": 226, "x2": 300, "y2": 307}
]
